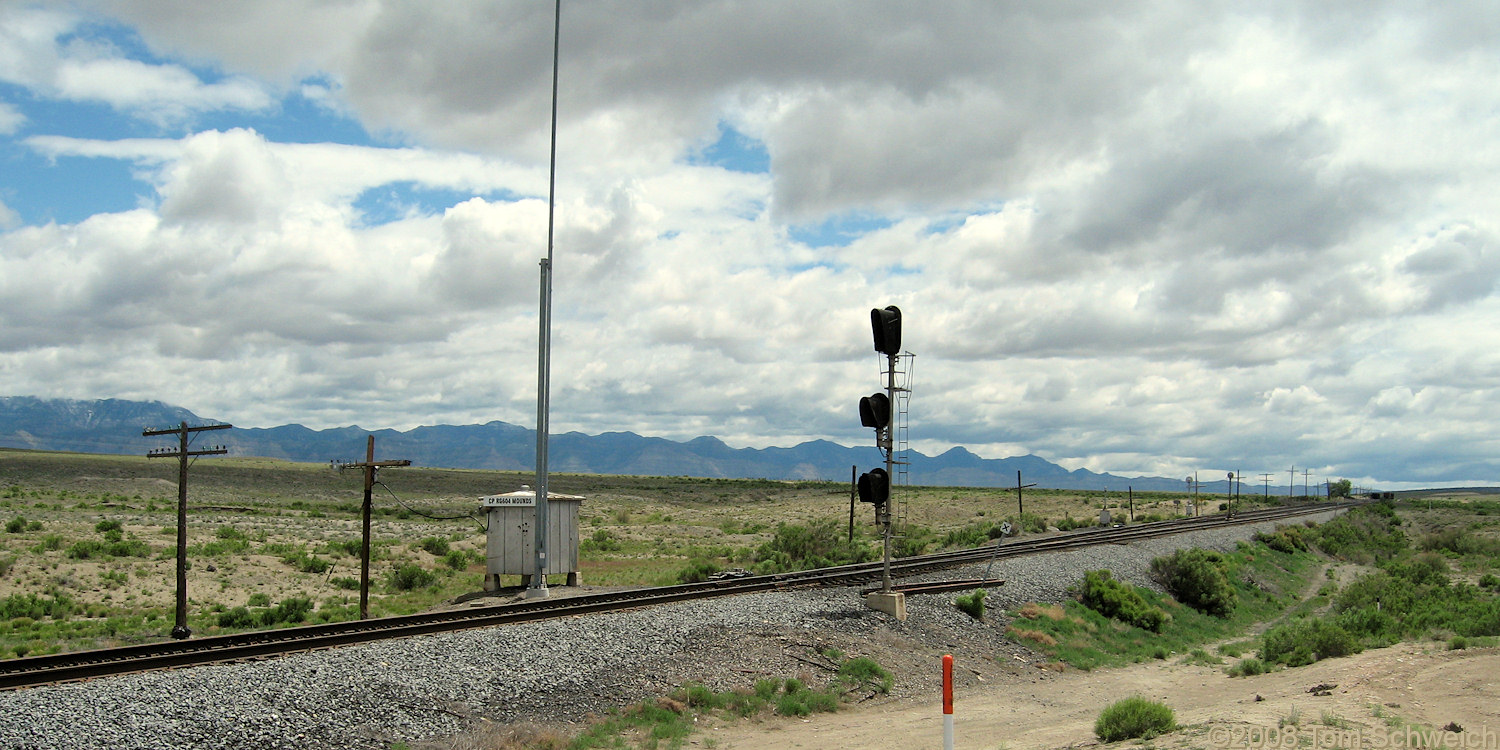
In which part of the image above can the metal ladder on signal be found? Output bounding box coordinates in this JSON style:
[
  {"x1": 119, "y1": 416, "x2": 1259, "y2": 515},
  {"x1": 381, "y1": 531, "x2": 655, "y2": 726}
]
[{"x1": 886, "y1": 352, "x2": 915, "y2": 534}]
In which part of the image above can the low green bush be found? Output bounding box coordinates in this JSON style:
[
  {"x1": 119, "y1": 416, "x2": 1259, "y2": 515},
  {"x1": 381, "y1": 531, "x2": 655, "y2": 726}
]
[
  {"x1": 216, "y1": 606, "x2": 256, "y2": 628},
  {"x1": 1151, "y1": 548, "x2": 1237, "y2": 618},
  {"x1": 260, "y1": 596, "x2": 314, "y2": 626},
  {"x1": 5, "y1": 516, "x2": 26, "y2": 534},
  {"x1": 417, "y1": 536, "x2": 450, "y2": 557},
  {"x1": 389, "y1": 563, "x2": 435, "y2": 591},
  {"x1": 837, "y1": 656, "x2": 893, "y2": 693},
  {"x1": 1228, "y1": 657, "x2": 1269, "y2": 677},
  {"x1": 1079, "y1": 570, "x2": 1169, "y2": 632},
  {"x1": 1261, "y1": 617, "x2": 1360, "y2": 667},
  {"x1": 0, "y1": 591, "x2": 74, "y2": 620},
  {"x1": 1095, "y1": 696, "x2": 1175, "y2": 742},
  {"x1": 676, "y1": 558, "x2": 722, "y2": 583},
  {"x1": 955, "y1": 589, "x2": 986, "y2": 620}
]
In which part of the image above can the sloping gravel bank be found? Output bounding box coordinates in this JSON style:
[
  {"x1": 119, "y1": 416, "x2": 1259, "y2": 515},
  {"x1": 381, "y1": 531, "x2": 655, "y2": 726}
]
[{"x1": 0, "y1": 511, "x2": 1338, "y2": 750}]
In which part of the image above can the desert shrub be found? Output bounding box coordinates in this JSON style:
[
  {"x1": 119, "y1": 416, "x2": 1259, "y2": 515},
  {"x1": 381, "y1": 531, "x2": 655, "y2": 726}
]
[
  {"x1": 1055, "y1": 515, "x2": 1094, "y2": 531},
  {"x1": 282, "y1": 551, "x2": 331, "y2": 574},
  {"x1": 216, "y1": 606, "x2": 256, "y2": 628},
  {"x1": 1450, "y1": 635, "x2": 1469, "y2": 650},
  {"x1": 65, "y1": 540, "x2": 107, "y2": 559},
  {"x1": 442, "y1": 549, "x2": 475, "y2": 571},
  {"x1": 1310, "y1": 506, "x2": 1405, "y2": 562},
  {"x1": 214, "y1": 526, "x2": 247, "y2": 540},
  {"x1": 1015, "y1": 513, "x2": 1047, "y2": 533},
  {"x1": 0, "y1": 591, "x2": 74, "y2": 620},
  {"x1": 1150, "y1": 548, "x2": 1237, "y2": 618},
  {"x1": 5, "y1": 516, "x2": 26, "y2": 533},
  {"x1": 94, "y1": 519, "x2": 123, "y2": 534},
  {"x1": 1079, "y1": 570, "x2": 1168, "y2": 632},
  {"x1": 954, "y1": 589, "x2": 986, "y2": 620},
  {"x1": 260, "y1": 596, "x2": 314, "y2": 626},
  {"x1": 676, "y1": 558, "x2": 722, "y2": 583},
  {"x1": 941, "y1": 521, "x2": 1006, "y2": 549},
  {"x1": 247, "y1": 592, "x2": 271, "y2": 607},
  {"x1": 32, "y1": 534, "x2": 63, "y2": 552},
  {"x1": 1480, "y1": 573, "x2": 1500, "y2": 591},
  {"x1": 752, "y1": 518, "x2": 875, "y2": 573},
  {"x1": 838, "y1": 656, "x2": 893, "y2": 693},
  {"x1": 0, "y1": 556, "x2": 13, "y2": 577},
  {"x1": 1419, "y1": 528, "x2": 1500, "y2": 558},
  {"x1": 331, "y1": 576, "x2": 361, "y2": 590},
  {"x1": 1228, "y1": 657, "x2": 1269, "y2": 677},
  {"x1": 390, "y1": 563, "x2": 436, "y2": 591},
  {"x1": 1261, "y1": 617, "x2": 1360, "y2": 667},
  {"x1": 580, "y1": 529, "x2": 622, "y2": 553},
  {"x1": 104, "y1": 539, "x2": 151, "y2": 558},
  {"x1": 417, "y1": 536, "x2": 450, "y2": 557},
  {"x1": 1095, "y1": 696, "x2": 1176, "y2": 742},
  {"x1": 1255, "y1": 525, "x2": 1309, "y2": 553}
]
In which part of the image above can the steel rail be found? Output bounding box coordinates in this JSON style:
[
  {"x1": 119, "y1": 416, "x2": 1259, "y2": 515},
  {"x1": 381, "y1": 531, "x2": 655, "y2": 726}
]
[{"x1": 0, "y1": 500, "x2": 1353, "y2": 691}]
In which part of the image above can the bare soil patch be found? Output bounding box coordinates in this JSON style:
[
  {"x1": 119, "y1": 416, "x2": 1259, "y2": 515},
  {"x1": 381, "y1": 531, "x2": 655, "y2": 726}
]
[{"x1": 699, "y1": 642, "x2": 1498, "y2": 750}]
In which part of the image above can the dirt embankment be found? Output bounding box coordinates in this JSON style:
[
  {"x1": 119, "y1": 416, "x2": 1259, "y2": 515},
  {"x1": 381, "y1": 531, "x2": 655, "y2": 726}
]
[{"x1": 700, "y1": 642, "x2": 1499, "y2": 750}]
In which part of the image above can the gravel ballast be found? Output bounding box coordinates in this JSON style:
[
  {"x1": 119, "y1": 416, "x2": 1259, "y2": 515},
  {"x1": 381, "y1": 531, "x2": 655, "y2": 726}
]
[{"x1": 0, "y1": 512, "x2": 1339, "y2": 750}]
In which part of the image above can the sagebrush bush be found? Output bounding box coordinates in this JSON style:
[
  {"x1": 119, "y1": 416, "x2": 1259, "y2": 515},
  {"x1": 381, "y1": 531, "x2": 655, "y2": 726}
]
[
  {"x1": 418, "y1": 536, "x2": 450, "y2": 557},
  {"x1": 1261, "y1": 617, "x2": 1360, "y2": 667},
  {"x1": 1095, "y1": 696, "x2": 1176, "y2": 742},
  {"x1": 390, "y1": 563, "x2": 436, "y2": 591},
  {"x1": 1150, "y1": 548, "x2": 1237, "y2": 618},
  {"x1": 1228, "y1": 657, "x2": 1269, "y2": 677},
  {"x1": 1079, "y1": 569, "x2": 1168, "y2": 632},
  {"x1": 1255, "y1": 525, "x2": 1309, "y2": 553}
]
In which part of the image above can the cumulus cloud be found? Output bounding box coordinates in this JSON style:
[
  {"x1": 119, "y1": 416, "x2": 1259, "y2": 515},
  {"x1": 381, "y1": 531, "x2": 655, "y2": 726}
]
[
  {"x1": 0, "y1": 5, "x2": 272, "y2": 125},
  {"x1": 4, "y1": 2, "x2": 1500, "y2": 488}
]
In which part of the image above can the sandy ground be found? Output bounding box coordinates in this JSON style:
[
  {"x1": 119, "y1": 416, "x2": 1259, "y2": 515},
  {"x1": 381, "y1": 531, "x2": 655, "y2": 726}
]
[{"x1": 698, "y1": 642, "x2": 1499, "y2": 750}]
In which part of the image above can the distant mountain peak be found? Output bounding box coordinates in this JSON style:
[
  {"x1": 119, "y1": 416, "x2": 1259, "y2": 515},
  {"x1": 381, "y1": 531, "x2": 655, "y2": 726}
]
[{"x1": 0, "y1": 396, "x2": 1187, "y2": 491}]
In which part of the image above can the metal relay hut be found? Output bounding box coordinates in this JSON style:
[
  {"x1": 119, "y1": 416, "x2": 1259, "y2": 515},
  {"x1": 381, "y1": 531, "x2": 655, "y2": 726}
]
[{"x1": 479, "y1": 485, "x2": 583, "y2": 591}]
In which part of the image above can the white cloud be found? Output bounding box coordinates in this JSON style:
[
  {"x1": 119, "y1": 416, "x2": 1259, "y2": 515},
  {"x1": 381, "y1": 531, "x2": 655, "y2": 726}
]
[
  {"x1": 5, "y1": 2, "x2": 1500, "y2": 487},
  {"x1": 0, "y1": 100, "x2": 22, "y2": 134},
  {"x1": 0, "y1": 5, "x2": 273, "y2": 125}
]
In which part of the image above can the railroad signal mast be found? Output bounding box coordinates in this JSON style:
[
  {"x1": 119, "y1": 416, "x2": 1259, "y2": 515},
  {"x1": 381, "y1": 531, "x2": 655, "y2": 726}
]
[
  {"x1": 860, "y1": 305, "x2": 910, "y2": 621},
  {"x1": 143, "y1": 421, "x2": 232, "y2": 640}
]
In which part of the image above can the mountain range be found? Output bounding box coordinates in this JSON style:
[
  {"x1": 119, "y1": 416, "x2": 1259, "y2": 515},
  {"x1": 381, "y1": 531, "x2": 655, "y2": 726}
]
[{"x1": 0, "y1": 396, "x2": 1193, "y2": 492}]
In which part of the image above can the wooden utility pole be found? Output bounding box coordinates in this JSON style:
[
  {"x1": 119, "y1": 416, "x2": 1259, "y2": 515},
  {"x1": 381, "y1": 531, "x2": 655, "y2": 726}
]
[
  {"x1": 338, "y1": 436, "x2": 410, "y2": 619},
  {"x1": 1015, "y1": 471, "x2": 1036, "y2": 519},
  {"x1": 144, "y1": 421, "x2": 232, "y2": 639}
]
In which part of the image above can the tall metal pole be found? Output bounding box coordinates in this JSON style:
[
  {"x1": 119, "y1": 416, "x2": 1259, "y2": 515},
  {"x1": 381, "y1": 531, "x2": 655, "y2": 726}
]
[{"x1": 531, "y1": 0, "x2": 562, "y2": 598}]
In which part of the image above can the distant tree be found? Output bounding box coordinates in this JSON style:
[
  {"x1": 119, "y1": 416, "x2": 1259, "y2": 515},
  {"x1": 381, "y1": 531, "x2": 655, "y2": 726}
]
[{"x1": 1329, "y1": 479, "x2": 1353, "y2": 498}]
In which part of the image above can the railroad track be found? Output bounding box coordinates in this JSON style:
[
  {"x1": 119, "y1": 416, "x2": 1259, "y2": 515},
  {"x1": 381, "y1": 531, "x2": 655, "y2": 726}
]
[{"x1": 0, "y1": 501, "x2": 1352, "y2": 691}]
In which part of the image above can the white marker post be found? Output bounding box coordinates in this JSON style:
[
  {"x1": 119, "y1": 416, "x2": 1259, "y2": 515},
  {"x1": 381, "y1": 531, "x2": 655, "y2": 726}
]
[{"x1": 943, "y1": 653, "x2": 955, "y2": 750}]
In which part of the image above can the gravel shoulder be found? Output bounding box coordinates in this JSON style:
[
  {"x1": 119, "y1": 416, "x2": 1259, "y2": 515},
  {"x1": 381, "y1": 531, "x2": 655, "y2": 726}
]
[{"x1": 0, "y1": 514, "x2": 1348, "y2": 750}]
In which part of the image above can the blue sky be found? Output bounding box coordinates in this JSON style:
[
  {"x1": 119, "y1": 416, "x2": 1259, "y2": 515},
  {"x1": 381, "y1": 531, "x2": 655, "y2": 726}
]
[{"x1": 2, "y1": 2, "x2": 1499, "y2": 490}]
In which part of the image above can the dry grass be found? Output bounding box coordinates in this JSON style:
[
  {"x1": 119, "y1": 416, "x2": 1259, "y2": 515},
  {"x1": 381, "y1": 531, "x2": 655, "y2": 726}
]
[
  {"x1": 1017, "y1": 602, "x2": 1067, "y2": 620},
  {"x1": 1007, "y1": 626, "x2": 1059, "y2": 647}
]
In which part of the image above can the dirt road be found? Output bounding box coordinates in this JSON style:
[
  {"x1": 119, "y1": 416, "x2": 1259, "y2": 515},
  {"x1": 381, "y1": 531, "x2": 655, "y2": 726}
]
[{"x1": 699, "y1": 643, "x2": 1498, "y2": 749}]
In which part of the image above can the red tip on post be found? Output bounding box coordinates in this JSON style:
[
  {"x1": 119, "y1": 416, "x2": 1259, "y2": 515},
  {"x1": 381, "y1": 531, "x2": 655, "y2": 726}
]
[{"x1": 942, "y1": 654, "x2": 954, "y2": 714}]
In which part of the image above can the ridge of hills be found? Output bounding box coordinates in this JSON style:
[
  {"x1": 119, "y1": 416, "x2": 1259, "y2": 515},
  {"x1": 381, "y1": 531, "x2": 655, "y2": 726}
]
[{"x1": 0, "y1": 396, "x2": 1191, "y2": 492}]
